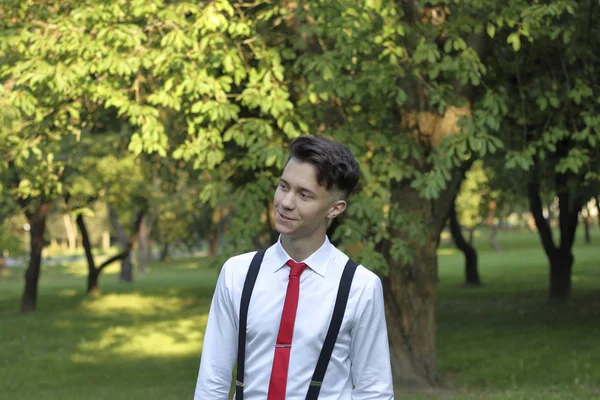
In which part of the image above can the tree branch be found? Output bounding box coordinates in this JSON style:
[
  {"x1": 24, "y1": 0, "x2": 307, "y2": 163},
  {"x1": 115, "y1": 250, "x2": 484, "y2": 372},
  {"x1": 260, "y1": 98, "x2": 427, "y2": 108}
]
[
  {"x1": 76, "y1": 213, "x2": 96, "y2": 273},
  {"x1": 97, "y1": 250, "x2": 130, "y2": 272},
  {"x1": 432, "y1": 157, "x2": 475, "y2": 239},
  {"x1": 528, "y1": 164, "x2": 556, "y2": 258},
  {"x1": 98, "y1": 210, "x2": 145, "y2": 272}
]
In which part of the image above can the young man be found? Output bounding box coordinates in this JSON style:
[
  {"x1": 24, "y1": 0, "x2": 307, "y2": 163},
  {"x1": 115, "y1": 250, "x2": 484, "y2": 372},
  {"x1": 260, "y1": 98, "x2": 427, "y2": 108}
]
[{"x1": 194, "y1": 136, "x2": 394, "y2": 399}]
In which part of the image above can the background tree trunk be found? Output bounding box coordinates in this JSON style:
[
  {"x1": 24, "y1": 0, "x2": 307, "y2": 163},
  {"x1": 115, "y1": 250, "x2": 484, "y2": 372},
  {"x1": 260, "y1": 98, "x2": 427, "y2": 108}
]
[
  {"x1": 0, "y1": 249, "x2": 6, "y2": 272},
  {"x1": 489, "y1": 225, "x2": 501, "y2": 252},
  {"x1": 528, "y1": 162, "x2": 583, "y2": 302},
  {"x1": 468, "y1": 227, "x2": 475, "y2": 245},
  {"x1": 595, "y1": 196, "x2": 600, "y2": 227},
  {"x1": 101, "y1": 231, "x2": 110, "y2": 252},
  {"x1": 486, "y1": 199, "x2": 496, "y2": 226},
  {"x1": 160, "y1": 241, "x2": 170, "y2": 261},
  {"x1": 524, "y1": 212, "x2": 537, "y2": 232},
  {"x1": 486, "y1": 199, "x2": 502, "y2": 251},
  {"x1": 21, "y1": 201, "x2": 51, "y2": 312},
  {"x1": 78, "y1": 210, "x2": 144, "y2": 294},
  {"x1": 449, "y1": 206, "x2": 481, "y2": 286},
  {"x1": 76, "y1": 213, "x2": 101, "y2": 295},
  {"x1": 582, "y1": 207, "x2": 591, "y2": 244},
  {"x1": 63, "y1": 213, "x2": 77, "y2": 251},
  {"x1": 109, "y1": 204, "x2": 134, "y2": 282},
  {"x1": 208, "y1": 230, "x2": 218, "y2": 256},
  {"x1": 137, "y1": 215, "x2": 152, "y2": 275}
]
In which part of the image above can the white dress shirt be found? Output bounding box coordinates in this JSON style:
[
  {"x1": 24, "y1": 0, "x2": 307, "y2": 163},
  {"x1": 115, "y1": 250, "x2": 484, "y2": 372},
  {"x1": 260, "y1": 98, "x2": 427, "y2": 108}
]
[{"x1": 194, "y1": 236, "x2": 394, "y2": 399}]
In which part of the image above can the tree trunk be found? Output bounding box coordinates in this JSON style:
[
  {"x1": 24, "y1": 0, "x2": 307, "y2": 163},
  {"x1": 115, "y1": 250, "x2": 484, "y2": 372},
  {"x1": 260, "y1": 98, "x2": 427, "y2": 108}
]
[
  {"x1": 381, "y1": 161, "x2": 466, "y2": 387},
  {"x1": 63, "y1": 213, "x2": 77, "y2": 251},
  {"x1": 449, "y1": 206, "x2": 481, "y2": 286},
  {"x1": 595, "y1": 196, "x2": 600, "y2": 227},
  {"x1": 160, "y1": 241, "x2": 170, "y2": 261},
  {"x1": 137, "y1": 215, "x2": 152, "y2": 275},
  {"x1": 486, "y1": 199, "x2": 501, "y2": 251},
  {"x1": 20, "y1": 201, "x2": 51, "y2": 312},
  {"x1": 108, "y1": 204, "x2": 135, "y2": 282},
  {"x1": 76, "y1": 214, "x2": 101, "y2": 295},
  {"x1": 382, "y1": 240, "x2": 437, "y2": 388},
  {"x1": 63, "y1": 213, "x2": 77, "y2": 250},
  {"x1": 528, "y1": 160, "x2": 583, "y2": 302},
  {"x1": 524, "y1": 212, "x2": 537, "y2": 232},
  {"x1": 101, "y1": 231, "x2": 111, "y2": 251},
  {"x1": 120, "y1": 256, "x2": 133, "y2": 281},
  {"x1": 582, "y1": 207, "x2": 591, "y2": 244},
  {"x1": 489, "y1": 224, "x2": 501, "y2": 252},
  {"x1": 208, "y1": 230, "x2": 218, "y2": 256},
  {"x1": 583, "y1": 214, "x2": 591, "y2": 244},
  {"x1": 486, "y1": 199, "x2": 496, "y2": 226},
  {"x1": 0, "y1": 250, "x2": 6, "y2": 272},
  {"x1": 78, "y1": 210, "x2": 144, "y2": 293},
  {"x1": 549, "y1": 251, "x2": 573, "y2": 299}
]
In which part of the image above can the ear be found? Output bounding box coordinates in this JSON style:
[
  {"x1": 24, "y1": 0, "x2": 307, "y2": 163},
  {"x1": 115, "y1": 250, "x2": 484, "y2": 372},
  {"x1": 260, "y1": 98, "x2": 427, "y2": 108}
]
[{"x1": 327, "y1": 199, "x2": 347, "y2": 219}]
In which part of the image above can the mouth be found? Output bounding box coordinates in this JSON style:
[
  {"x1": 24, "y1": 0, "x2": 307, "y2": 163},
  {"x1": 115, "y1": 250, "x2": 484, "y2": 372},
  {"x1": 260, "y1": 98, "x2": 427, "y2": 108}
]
[{"x1": 276, "y1": 211, "x2": 295, "y2": 221}]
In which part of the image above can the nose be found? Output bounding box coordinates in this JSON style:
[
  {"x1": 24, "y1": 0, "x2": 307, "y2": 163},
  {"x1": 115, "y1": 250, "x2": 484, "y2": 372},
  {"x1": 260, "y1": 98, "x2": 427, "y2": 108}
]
[{"x1": 280, "y1": 190, "x2": 295, "y2": 210}]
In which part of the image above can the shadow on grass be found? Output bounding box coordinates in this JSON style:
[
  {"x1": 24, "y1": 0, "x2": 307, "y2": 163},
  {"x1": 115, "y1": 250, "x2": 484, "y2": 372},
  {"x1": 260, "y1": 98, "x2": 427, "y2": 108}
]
[
  {"x1": 0, "y1": 259, "x2": 220, "y2": 400},
  {"x1": 1, "y1": 228, "x2": 599, "y2": 399},
  {"x1": 3, "y1": 351, "x2": 202, "y2": 400}
]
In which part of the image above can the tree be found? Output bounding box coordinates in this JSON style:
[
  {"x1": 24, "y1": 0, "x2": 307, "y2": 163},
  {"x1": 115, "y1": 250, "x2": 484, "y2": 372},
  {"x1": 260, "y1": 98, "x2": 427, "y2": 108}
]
[
  {"x1": 1, "y1": 0, "x2": 507, "y2": 385},
  {"x1": 449, "y1": 160, "x2": 483, "y2": 286},
  {"x1": 489, "y1": 0, "x2": 600, "y2": 301},
  {"x1": 3, "y1": 155, "x2": 64, "y2": 312},
  {"x1": 1, "y1": 0, "x2": 309, "y2": 309},
  {"x1": 76, "y1": 208, "x2": 144, "y2": 294},
  {"x1": 149, "y1": 164, "x2": 222, "y2": 259},
  {"x1": 200, "y1": 1, "x2": 504, "y2": 386},
  {"x1": 63, "y1": 137, "x2": 152, "y2": 286},
  {"x1": 1, "y1": 1, "x2": 91, "y2": 311}
]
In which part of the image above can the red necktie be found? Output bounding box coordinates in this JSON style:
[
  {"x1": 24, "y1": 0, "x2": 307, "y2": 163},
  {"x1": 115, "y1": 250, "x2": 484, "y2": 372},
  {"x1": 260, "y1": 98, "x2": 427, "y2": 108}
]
[{"x1": 267, "y1": 259, "x2": 308, "y2": 400}]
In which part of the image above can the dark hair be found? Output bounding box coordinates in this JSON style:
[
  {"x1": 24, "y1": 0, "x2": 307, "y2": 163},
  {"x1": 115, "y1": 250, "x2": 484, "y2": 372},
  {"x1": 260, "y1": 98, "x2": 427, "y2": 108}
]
[{"x1": 287, "y1": 136, "x2": 360, "y2": 199}]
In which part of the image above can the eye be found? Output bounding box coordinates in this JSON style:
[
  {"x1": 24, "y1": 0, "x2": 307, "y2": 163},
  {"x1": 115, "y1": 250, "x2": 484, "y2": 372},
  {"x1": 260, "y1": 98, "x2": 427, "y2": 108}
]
[
  {"x1": 300, "y1": 192, "x2": 311, "y2": 200},
  {"x1": 279, "y1": 182, "x2": 289, "y2": 191}
]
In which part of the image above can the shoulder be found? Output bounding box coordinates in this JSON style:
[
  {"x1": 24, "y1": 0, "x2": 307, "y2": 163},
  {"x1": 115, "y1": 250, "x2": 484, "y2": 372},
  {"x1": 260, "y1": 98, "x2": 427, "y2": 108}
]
[
  {"x1": 221, "y1": 250, "x2": 259, "y2": 277},
  {"x1": 354, "y1": 264, "x2": 381, "y2": 288},
  {"x1": 330, "y1": 246, "x2": 381, "y2": 289}
]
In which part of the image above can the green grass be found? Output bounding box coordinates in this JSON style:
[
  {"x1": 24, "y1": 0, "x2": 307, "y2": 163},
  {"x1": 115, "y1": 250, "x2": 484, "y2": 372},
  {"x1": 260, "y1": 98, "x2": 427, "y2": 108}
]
[
  {"x1": 1, "y1": 228, "x2": 599, "y2": 399},
  {"x1": 430, "y1": 228, "x2": 600, "y2": 400}
]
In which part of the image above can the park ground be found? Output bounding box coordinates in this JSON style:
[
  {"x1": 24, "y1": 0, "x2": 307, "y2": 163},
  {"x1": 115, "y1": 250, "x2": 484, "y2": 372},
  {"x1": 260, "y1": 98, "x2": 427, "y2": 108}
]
[{"x1": 1, "y1": 228, "x2": 599, "y2": 399}]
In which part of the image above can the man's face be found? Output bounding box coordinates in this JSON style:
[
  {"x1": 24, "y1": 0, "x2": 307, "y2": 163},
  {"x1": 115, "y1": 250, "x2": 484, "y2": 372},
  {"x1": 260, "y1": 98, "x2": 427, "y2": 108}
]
[{"x1": 273, "y1": 158, "x2": 346, "y2": 238}]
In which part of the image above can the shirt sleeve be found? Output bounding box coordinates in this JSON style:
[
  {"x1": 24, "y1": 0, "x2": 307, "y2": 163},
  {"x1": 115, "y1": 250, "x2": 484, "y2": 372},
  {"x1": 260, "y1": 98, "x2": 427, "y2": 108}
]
[
  {"x1": 350, "y1": 276, "x2": 394, "y2": 399},
  {"x1": 194, "y1": 262, "x2": 238, "y2": 400}
]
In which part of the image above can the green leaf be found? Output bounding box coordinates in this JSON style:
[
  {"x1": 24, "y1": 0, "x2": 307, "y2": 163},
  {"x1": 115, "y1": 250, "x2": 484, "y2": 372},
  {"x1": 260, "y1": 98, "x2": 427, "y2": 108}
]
[
  {"x1": 395, "y1": 90, "x2": 407, "y2": 106},
  {"x1": 507, "y1": 33, "x2": 521, "y2": 51}
]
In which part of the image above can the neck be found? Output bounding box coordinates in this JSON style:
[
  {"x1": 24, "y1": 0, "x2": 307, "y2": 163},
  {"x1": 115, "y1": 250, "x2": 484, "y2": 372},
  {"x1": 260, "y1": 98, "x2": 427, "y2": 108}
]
[{"x1": 281, "y1": 232, "x2": 326, "y2": 262}]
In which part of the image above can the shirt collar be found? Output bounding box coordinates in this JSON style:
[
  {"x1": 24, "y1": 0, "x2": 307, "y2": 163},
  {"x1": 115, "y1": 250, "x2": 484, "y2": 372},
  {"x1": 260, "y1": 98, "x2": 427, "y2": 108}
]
[{"x1": 271, "y1": 236, "x2": 333, "y2": 278}]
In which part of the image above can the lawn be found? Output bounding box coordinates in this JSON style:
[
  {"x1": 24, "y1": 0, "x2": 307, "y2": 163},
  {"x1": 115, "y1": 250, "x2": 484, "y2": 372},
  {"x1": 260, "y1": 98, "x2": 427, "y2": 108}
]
[{"x1": 1, "y1": 228, "x2": 599, "y2": 399}]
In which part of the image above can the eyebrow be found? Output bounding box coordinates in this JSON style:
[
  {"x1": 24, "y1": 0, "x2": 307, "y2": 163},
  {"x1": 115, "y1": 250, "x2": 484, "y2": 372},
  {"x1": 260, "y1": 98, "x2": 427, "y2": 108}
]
[{"x1": 280, "y1": 178, "x2": 317, "y2": 196}]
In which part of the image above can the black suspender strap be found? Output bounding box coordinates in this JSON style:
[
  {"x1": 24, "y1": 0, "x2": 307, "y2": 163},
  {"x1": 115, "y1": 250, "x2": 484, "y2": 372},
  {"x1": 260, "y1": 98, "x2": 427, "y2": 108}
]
[
  {"x1": 235, "y1": 249, "x2": 266, "y2": 400},
  {"x1": 306, "y1": 258, "x2": 359, "y2": 400}
]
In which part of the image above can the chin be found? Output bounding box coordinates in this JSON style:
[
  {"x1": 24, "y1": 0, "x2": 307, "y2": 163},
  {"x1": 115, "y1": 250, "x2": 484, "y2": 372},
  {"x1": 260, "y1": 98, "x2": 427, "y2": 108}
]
[{"x1": 275, "y1": 223, "x2": 294, "y2": 235}]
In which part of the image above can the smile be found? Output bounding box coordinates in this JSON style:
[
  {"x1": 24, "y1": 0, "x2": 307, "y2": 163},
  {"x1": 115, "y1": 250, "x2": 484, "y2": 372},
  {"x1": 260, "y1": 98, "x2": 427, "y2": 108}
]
[{"x1": 277, "y1": 212, "x2": 295, "y2": 221}]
